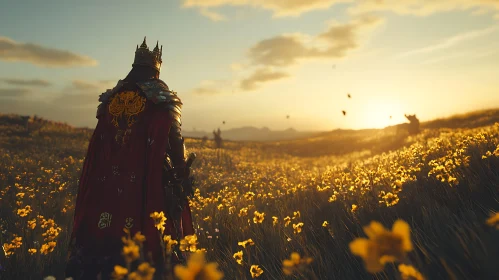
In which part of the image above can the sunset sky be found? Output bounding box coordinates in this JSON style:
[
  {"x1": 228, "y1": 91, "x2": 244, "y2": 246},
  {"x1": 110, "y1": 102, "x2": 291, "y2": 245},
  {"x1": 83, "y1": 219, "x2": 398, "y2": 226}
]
[{"x1": 1, "y1": 0, "x2": 499, "y2": 132}]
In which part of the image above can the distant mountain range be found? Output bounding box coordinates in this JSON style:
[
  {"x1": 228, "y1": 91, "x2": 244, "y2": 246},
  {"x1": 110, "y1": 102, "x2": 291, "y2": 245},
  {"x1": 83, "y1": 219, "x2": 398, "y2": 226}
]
[{"x1": 183, "y1": 126, "x2": 321, "y2": 142}]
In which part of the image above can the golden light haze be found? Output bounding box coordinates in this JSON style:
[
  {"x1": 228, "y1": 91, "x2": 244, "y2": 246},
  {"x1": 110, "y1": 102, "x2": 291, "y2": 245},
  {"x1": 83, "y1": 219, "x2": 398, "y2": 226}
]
[{"x1": 0, "y1": 0, "x2": 498, "y2": 131}]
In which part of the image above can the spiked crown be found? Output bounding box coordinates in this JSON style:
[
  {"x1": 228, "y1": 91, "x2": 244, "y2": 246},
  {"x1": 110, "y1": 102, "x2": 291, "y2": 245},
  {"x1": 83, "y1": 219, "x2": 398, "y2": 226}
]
[{"x1": 133, "y1": 37, "x2": 162, "y2": 72}]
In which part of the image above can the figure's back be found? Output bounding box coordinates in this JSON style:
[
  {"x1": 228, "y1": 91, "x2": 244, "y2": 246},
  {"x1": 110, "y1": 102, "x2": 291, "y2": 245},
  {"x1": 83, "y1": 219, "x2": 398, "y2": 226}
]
[
  {"x1": 72, "y1": 77, "x2": 182, "y2": 258},
  {"x1": 67, "y1": 37, "x2": 193, "y2": 279}
]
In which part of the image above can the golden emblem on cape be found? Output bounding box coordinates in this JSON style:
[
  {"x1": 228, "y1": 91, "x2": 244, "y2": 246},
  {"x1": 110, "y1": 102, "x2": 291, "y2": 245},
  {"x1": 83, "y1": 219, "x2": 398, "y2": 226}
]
[
  {"x1": 108, "y1": 91, "x2": 146, "y2": 128},
  {"x1": 98, "y1": 212, "x2": 112, "y2": 229},
  {"x1": 125, "y1": 217, "x2": 134, "y2": 229}
]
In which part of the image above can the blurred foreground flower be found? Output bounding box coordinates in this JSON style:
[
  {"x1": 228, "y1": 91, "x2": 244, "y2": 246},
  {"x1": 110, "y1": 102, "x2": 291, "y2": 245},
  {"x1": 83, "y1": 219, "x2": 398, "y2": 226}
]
[
  {"x1": 486, "y1": 212, "x2": 499, "y2": 229},
  {"x1": 121, "y1": 229, "x2": 140, "y2": 263},
  {"x1": 398, "y1": 264, "x2": 425, "y2": 280},
  {"x1": 282, "y1": 252, "x2": 313, "y2": 275},
  {"x1": 174, "y1": 251, "x2": 224, "y2": 280},
  {"x1": 112, "y1": 265, "x2": 128, "y2": 280},
  {"x1": 349, "y1": 219, "x2": 413, "y2": 273},
  {"x1": 128, "y1": 262, "x2": 155, "y2": 280}
]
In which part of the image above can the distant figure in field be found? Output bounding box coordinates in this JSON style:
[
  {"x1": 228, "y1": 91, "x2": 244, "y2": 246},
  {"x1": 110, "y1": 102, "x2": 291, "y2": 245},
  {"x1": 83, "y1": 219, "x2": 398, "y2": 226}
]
[
  {"x1": 405, "y1": 114, "x2": 420, "y2": 135},
  {"x1": 65, "y1": 37, "x2": 194, "y2": 279},
  {"x1": 397, "y1": 114, "x2": 420, "y2": 135},
  {"x1": 213, "y1": 127, "x2": 223, "y2": 148}
]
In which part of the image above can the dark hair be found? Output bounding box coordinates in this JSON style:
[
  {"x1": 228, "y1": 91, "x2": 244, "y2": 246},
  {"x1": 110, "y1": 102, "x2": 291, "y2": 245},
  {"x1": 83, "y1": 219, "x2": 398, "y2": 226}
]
[{"x1": 124, "y1": 65, "x2": 159, "y2": 83}]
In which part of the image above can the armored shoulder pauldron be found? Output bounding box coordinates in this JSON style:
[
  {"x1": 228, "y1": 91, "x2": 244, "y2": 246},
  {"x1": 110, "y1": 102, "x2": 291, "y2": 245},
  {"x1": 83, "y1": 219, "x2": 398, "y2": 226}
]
[{"x1": 136, "y1": 79, "x2": 182, "y2": 126}]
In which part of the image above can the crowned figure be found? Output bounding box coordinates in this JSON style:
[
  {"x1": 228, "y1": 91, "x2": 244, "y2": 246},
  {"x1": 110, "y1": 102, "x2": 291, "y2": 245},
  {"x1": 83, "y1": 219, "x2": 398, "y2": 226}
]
[{"x1": 65, "y1": 37, "x2": 194, "y2": 279}]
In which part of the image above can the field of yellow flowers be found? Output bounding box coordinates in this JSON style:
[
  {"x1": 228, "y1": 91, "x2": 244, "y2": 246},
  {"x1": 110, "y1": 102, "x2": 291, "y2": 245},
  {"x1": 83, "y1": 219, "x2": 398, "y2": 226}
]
[{"x1": 1, "y1": 113, "x2": 499, "y2": 279}]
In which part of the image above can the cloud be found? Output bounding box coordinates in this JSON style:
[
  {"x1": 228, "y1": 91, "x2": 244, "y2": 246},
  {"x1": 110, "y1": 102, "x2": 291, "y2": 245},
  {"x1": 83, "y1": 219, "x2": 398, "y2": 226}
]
[
  {"x1": 199, "y1": 8, "x2": 227, "y2": 21},
  {"x1": 183, "y1": 0, "x2": 499, "y2": 19},
  {"x1": 183, "y1": 0, "x2": 350, "y2": 18},
  {"x1": 232, "y1": 15, "x2": 383, "y2": 91},
  {"x1": 350, "y1": 0, "x2": 499, "y2": 18},
  {"x1": 0, "y1": 36, "x2": 98, "y2": 67},
  {"x1": 397, "y1": 25, "x2": 499, "y2": 58},
  {"x1": 0, "y1": 88, "x2": 32, "y2": 98},
  {"x1": 240, "y1": 67, "x2": 289, "y2": 91},
  {"x1": 0, "y1": 78, "x2": 52, "y2": 87},
  {"x1": 188, "y1": 15, "x2": 383, "y2": 93},
  {"x1": 190, "y1": 79, "x2": 234, "y2": 95},
  {"x1": 247, "y1": 15, "x2": 383, "y2": 67}
]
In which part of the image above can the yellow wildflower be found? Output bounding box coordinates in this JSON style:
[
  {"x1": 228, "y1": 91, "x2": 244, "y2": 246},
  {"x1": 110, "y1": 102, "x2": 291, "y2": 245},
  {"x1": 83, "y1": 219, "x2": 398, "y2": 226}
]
[
  {"x1": 293, "y1": 222, "x2": 304, "y2": 234},
  {"x1": 250, "y1": 265, "x2": 264, "y2": 278},
  {"x1": 174, "y1": 251, "x2": 224, "y2": 280},
  {"x1": 238, "y1": 207, "x2": 248, "y2": 217},
  {"x1": 112, "y1": 265, "x2": 128, "y2": 280},
  {"x1": 238, "y1": 238, "x2": 255, "y2": 248},
  {"x1": 163, "y1": 235, "x2": 178, "y2": 254},
  {"x1": 293, "y1": 211, "x2": 300, "y2": 219},
  {"x1": 40, "y1": 241, "x2": 56, "y2": 255},
  {"x1": 180, "y1": 234, "x2": 198, "y2": 252},
  {"x1": 121, "y1": 232, "x2": 140, "y2": 264},
  {"x1": 27, "y1": 219, "x2": 37, "y2": 230},
  {"x1": 349, "y1": 219, "x2": 413, "y2": 273},
  {"x1": 28, "y1": 248, "x2": 37, "y2": 255},
  {"x1": 233, "y1": 250, "x2": 243, "y2": 265},
  {"x1": 272, "y1": 216, "x2": 278, "y2": 226},
  {"x1": 282, "y1": 252, "x2": 313, "y2": 275},
  {"x1": 322, "y1": 221, "x2": 329, "y2": 227},
  {"x1": 128, "y1": 262, "x2": 156, "y2": 280},
  {"x1": 150, "y1": 211, "x2": 167, "y2": 234},
  {"x1": 494, "y1": 145, "x2": 499, "y2": 157},
  {"x1": 283, "y1": 216, "x2": 291, "y2": 227},
  {"x1": 398, "y1": 264, "x2": 425, "y2": 280},
  {"x1": 133, "y1": 231, "x2": 146, "y2": 243},
  {"x1": 253, "y1": 211, "x2": 265, "y2": 223},
  {"x1": 486, "y1": 212, "x2": 499, "y2": 229},
  {"x1": 17, "y1": 205, "x2": 32, "y2": 217}
]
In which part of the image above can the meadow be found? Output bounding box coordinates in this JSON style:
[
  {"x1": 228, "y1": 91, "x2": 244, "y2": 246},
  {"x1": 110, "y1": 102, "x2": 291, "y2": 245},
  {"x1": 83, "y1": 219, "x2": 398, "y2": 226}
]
[{"x1": 1, "y1": 112, "x2": 499, "y2": 280}]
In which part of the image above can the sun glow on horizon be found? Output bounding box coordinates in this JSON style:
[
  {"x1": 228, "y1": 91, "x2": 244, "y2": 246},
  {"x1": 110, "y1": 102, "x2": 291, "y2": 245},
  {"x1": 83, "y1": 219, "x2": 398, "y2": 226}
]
[{"x1": 360, "y1": 99, "x2": 406, "y2": 129}]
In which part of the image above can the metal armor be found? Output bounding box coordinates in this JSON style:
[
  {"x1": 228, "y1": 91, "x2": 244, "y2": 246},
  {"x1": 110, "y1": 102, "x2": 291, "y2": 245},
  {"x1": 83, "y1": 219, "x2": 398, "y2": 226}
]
[{"x1": 136, "y1": 79, "x2": 186, "y2": 171}]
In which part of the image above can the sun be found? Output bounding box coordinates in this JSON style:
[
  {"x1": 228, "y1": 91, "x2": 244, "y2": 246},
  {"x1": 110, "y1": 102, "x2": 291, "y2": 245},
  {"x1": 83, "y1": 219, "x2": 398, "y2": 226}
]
[{"x1": 363, "y1": 99, "x2": 405, "y2": 129}]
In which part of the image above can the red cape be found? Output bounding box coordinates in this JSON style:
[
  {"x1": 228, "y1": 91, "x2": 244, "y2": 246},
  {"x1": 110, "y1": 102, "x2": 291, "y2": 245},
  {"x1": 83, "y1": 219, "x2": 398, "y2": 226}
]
[{"x1": 70, "y1": 90, "x2": 194, "y2": 264}]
